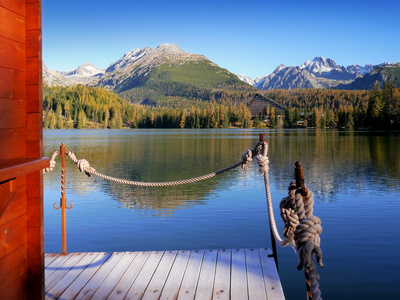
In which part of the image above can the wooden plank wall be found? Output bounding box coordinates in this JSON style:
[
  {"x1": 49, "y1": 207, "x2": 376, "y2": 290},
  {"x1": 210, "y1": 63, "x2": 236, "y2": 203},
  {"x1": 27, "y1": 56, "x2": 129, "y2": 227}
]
[{"x1": 0, "y1": 0, "x2": 43, "y2": 299}]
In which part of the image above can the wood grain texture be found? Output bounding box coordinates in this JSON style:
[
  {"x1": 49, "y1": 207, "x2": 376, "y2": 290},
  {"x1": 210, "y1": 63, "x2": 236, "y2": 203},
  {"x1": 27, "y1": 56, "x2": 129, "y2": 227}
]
[
  {"x1": 0, "y1": 1, "x2": 43, "y2": 299},
  {"x1": 0, "y1": 6, "x2": 25, "y2": 42},
  {"x1": 0, "y1": 67, "x2": 25, "y2": 99},
  {"x1": 0, "y1": 244, "x2": 27, "y2": 290},
  {"x1": 0, "y1": 157, "x2": 49, "y2": 182},
  {"x1": 0, "y1": 0, "x2": 26, "y2": 16},
  {"x1": 44, "y1": 249, "x2": 285, "y2": 300},
  {"x1": 0, "y1": 98, "x2": 26, "y2": 129},
  {"x1": 0, "y1": 128, "x2": 26, "y2": 159},
  {"x1": 26, "y1": 84, "x2": 41, "y2": 113},
  {"x1": 0, "y1": 214, "x2": 27, "y2": 258},
  {"x1": 0, "y1": 36, "x2": 25, "y2": 70},
  {"x1": 26, "y1": 2, "x2": 41, "y2": 31},
  {"x1": 213, "y1": 249, "x2": 231, "y2": 300}
]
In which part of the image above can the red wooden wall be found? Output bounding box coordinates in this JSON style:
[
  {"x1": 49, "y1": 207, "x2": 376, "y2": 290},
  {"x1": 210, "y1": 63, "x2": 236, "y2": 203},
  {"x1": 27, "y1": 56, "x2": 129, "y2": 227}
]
[{"x1": 0, "y1": 0, "x2": 47, "y2": 299}]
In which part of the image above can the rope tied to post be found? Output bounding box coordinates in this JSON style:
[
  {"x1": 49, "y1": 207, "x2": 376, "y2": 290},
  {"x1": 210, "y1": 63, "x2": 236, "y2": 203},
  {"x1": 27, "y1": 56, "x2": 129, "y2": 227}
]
[
  {"x1": 67, "y1": 151, "x2": 96, "y2": 177},
  {"x1": 256, "y1": 135, "x2": 323, "y2": 300},
  {"x1": 241, "y1": 149, "x2": 253, "y2": 171},
  {"x1": 43, "y1": 150, "x2": 59, "y2": 173},
  {"x1": 256, "y1": 141, "x2": 269, "y2": 174},
  {"x1": 279, "y1": 181, "x2": 299, "y2": 246},
  {"x1": 45, "y1": 137, "x2": 323, "y2": 299},
  {"x1": 293, "y1": 187, "x2": 323, "y2": 268},
  {"x1": 64, "y1": 146, "x2": 262, "y2": 186},
  {"x1": 293, "y1": 186, "x2": 323, "y2": 300}
]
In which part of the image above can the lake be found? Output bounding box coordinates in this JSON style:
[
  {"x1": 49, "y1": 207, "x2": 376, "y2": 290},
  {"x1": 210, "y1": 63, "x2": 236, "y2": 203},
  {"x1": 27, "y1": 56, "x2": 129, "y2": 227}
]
[{"x1": 43, "y1": 129, "x2": 400, "y2": 300}]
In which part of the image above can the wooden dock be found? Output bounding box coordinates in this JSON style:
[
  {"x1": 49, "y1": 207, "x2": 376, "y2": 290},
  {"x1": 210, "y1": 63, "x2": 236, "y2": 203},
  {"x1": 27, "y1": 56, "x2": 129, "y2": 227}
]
[{"x1": 45, "y1": 248, "x2": 284, "y2": 300}]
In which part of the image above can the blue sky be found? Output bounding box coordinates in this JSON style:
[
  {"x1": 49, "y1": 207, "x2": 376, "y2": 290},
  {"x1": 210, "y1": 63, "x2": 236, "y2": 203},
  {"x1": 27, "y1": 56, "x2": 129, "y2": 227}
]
[{"x1": 43, "y1": 0, "x2": 400, "y2": 78}]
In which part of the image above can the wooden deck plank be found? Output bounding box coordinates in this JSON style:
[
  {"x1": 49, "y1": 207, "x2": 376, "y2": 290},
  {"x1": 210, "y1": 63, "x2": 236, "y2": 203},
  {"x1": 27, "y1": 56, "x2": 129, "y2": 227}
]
[
  {"x1": 124, "y1": 251, "x2": 164, "y2": 300},
  {"x1": 231, "y1": 248, "x2": 249, "y2": 300},
  {"x1": 142, "y1": 250, "x2": 178, "y2": 300},
  {"x1": 58, "y1": 252, "x2": 111, "y2": 300},
  {"x1": 213, "y1": 249, "x2": 232, "y2": 300},
  {"x1": 245, "y1": 248, "x2": 268, "y2": 300},
  {"x1": 159, "y1": 250, "x2": 191, "y2": 300},
  {"x1": 259, "y1": 248, "x2": 285, "y2": 300},
  {"x1": 108, "y1": 251, "x2": 152, "y2": 300},
  {"x1": 194, "y1": 249, "x2": 218, "y2": 300},
  {"x1": 45, "y1": 253, "x2": 59, "y2": 267},
  {"x1": 45, "y1": 249, "x2": 284, "y2": 300},
  {"x1": 91, "y1": 251, "x2": 138, "y2": 300},
  {"x1": 45, "y1": 252, "x2": 86, "y2": 291},
  {"x1": 74, "y1": 252, "x2": 124, "y2": 300},
  {"x1": 45, "y1": 252, "x2": 100, "y2": 299},
  {"x1": 176, "y1": 250, "x2": 204, "y2": 300},
  {"x1": 45, "y1": 253, "x2": 74, "y2": 279}
]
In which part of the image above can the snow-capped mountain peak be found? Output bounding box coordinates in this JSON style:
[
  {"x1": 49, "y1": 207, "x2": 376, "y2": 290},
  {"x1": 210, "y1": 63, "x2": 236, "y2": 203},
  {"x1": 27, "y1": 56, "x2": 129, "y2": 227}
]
[
  {"x1": 274, "y1": 64, "x2": 286, "y2": 73},
  {"x1": 57, "y1": 62, "x2": 105, "y2": 85},
  {"x1": 300, "y1": 56, "x2": 338, "y2": 73},
  {"x1": 346, "y1": 64, "x2": 374, "y2": 76},
  {"x1": 63, "y1": 62, "x2": 105, "y2": 77},
  {"x1": 106, "y1": 47, "x2": 151, "y2": 72},
  {"x1": 237, "y1": 74, "x2": 254, "y2": 85}
]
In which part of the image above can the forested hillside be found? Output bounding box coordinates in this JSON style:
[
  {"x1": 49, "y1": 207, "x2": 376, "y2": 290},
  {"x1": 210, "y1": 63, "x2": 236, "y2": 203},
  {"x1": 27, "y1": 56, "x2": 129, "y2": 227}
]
[
  {"x1": 117, "y1": 60, "x2": 257, "y2": 107},
  {"x1": 42, "y1": 85, "x2": 253, "y2": 129},
  {"x1": 264, "y1": 80, "x2": 400, "y2": 129},
  {"x1": 43, "y1": 80, "x2": 400, "y2": 130}
]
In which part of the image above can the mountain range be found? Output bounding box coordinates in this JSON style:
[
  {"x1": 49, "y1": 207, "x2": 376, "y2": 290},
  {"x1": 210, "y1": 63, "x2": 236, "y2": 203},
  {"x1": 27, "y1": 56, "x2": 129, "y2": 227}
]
[
  {"x1": 43, "y1": 44, "x2": 400, "y2": 95},
  {"x1": 252, "y1": 57, "x2": 377, "y2": 90},
  {"x1": 43, "y1": 44, "x2": 254, "y2": 105},
  {"x1": 248, "y1": 57, "x2": 400, "y2": 90}
]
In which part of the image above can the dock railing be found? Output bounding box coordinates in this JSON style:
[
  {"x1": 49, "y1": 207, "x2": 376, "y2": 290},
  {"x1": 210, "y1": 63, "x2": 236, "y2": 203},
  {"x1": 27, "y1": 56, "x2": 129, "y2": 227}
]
[{"x1": 44, "y1": 135, "x2": 323, "y2": 299}]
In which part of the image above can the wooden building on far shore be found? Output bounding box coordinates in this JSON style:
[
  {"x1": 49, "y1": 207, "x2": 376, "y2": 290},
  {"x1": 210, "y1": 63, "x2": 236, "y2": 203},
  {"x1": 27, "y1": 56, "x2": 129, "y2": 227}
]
[{"x1": 248, "y1": 92, "x2": 286, "y2": 118}]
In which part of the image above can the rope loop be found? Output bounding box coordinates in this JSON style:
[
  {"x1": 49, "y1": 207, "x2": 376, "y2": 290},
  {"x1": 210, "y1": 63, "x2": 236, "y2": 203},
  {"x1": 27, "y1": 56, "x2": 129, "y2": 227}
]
[
  {"x1": 256, "y1": 141, "x2": 269, "y2": 174},
  {"x1": 241, "y1": 149, "x2": 253, "y2": 171},
  {"x1": 43, "y1": 150, "x2": 59, "y2": 173},
  {"x1": 279, "y1": 181, "x2": 299, "y2": 246},
  {"x1": 76, "y1": 159, "x2": 96, "y2": 177},
  {"x1": 294, "y1": 216, "x2": 323, "y2": 269}
]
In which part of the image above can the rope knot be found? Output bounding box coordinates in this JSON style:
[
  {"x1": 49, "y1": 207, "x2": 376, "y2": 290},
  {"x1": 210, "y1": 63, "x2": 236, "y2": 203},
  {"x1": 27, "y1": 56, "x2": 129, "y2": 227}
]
[
  {"x1": 43, "y1": 150, "x2": 59, "y2": 173},
  {"x1": 76, "y1": 159, "x2": 96, "y2": 177},
  {"x1": 256, "y1": 154, "x2": 269, "y2": 174},
  {"x1": 294, "y1": 216, "x2": 324, "y2": 270},
  {"x1": 241, "y1": 149, "x2": 253, "y2": 171}
]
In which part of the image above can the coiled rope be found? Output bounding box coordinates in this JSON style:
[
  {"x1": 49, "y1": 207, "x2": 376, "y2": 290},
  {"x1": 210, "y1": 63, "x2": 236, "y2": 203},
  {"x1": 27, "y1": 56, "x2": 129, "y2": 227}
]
[{"x1": 255, "y1": 140, "x2": 323, "y2": 300}]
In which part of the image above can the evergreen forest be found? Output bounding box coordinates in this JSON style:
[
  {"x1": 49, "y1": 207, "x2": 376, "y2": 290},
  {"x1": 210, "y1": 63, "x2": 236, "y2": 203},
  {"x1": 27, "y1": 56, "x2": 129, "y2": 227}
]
[{"x1": 43, "y1": 81, "x2": 400, "y2": 130}]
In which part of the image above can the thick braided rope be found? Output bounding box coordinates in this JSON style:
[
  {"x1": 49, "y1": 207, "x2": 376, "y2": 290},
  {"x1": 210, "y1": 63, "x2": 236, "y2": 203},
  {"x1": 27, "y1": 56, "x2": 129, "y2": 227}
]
[
  {"x1": 43, "y1": 150, "x2": 59, "y2": 173},
  {"x1": 257, "y1": 141, "x2": 290, "y2": 247},
  {"x1": 66, "y1": 150, "x2": 250, "y2": 187},
  {"x1": 293, "y1": 187, "x2": 323, "y2": 300},
  {"x1": 257, "y1": 141, "x2": 323, "y2": 299},
  {"x1": 279, "y1": 181, "x2": 299, "y2": 246}
]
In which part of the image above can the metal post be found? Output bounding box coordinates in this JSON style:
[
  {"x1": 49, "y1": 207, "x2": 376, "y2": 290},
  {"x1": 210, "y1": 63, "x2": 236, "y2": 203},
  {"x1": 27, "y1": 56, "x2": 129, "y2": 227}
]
[
  {"x1": 295, "y1": 161, "x2": 312, "y2": 300},
  {"x1": 53, "y1": 143, "x2": 73, "y2": 254}
]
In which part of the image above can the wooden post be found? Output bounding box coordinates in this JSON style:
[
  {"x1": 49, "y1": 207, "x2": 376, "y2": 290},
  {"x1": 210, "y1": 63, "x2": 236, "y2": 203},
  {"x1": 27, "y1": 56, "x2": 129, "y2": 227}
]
[
  {"x1": 54, "y1": 143, "x2": 73, "y2": 254},
  {"x1": 295, "y1": 161, "x2": 312, "y2": 300}
]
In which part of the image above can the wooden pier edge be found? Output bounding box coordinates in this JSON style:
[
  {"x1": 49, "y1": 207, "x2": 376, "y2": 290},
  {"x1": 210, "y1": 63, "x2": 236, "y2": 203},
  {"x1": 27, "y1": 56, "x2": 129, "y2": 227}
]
[{"x1": 45, "y1": 248, "x2": 285, "y2": 300}]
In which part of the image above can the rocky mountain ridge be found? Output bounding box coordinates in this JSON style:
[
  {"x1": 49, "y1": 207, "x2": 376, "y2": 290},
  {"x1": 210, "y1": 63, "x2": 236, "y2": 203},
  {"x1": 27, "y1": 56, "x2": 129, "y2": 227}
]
[
  {"x1": 253, "y1": 56, "x2": 377, "y2": 90},
  {"x1": 43, "y1": 47, "x2": 398, "y2": 92},
  {"x1": 43, "y1": 44, "x2": 220, "y2": 91}
]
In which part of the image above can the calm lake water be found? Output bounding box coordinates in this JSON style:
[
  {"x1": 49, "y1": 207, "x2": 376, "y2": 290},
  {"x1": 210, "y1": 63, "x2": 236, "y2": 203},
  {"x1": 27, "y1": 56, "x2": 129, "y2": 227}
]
[{"x1": 43, "y1": 129, "x2": 400, "y2": 300}]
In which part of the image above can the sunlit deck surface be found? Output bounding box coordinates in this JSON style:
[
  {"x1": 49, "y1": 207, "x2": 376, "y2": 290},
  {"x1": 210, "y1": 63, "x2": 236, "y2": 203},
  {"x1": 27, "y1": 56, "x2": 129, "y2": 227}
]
[{"x1": 45, "y1": 248, "x2": 284, "y2": 300}]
